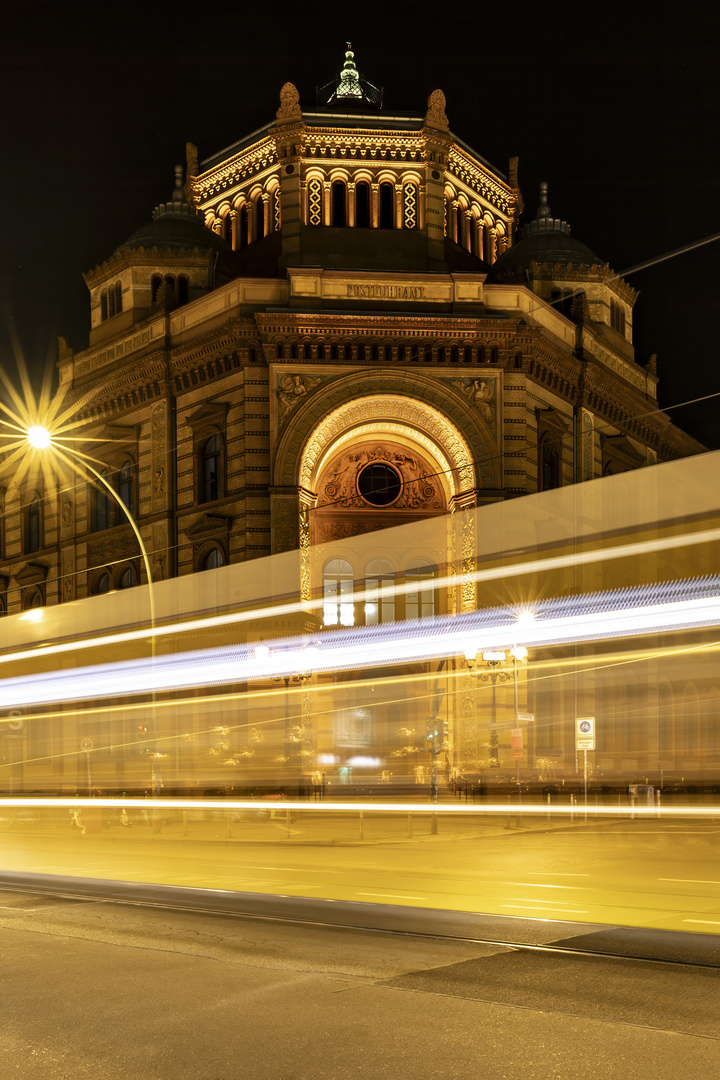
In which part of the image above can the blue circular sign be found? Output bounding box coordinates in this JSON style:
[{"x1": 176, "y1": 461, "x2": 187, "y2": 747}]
[{"x1": 579, "y1": 721, "x2": 592, "y2": 733}]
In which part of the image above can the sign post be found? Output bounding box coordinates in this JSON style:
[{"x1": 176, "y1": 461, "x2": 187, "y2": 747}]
[{"x1": 575, "y1": 718, "x2": 595, "y2": 820}]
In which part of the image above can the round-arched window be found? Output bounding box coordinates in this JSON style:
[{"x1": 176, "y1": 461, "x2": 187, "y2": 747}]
[
  {"x1": 357, "y1": 463, "x2": 402, "y2": 506},
  {"x1": 119, "y1": 566, "x2": 136, "y2": 590},
  {"x1": 95, "y1": 573, "x2": 110, "y2": 595},
  {"x1": 204, "y1": 547, "x2": 224, "y2": 571}
]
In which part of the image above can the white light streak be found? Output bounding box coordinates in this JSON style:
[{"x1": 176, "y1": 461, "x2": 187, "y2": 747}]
[{"x1": 1, "y1": 577, "x2": 719, "y2": 710}]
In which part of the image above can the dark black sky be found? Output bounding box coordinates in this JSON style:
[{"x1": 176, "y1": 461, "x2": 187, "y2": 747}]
[{"x1": 2, "y1": 1, "x2": 719, "y2": 446}]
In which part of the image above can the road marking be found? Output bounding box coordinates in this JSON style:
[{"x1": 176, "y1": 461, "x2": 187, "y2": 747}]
[
  {"x1": 502, "y1": 905, "x2": 589, "y2": 914},
  {"x1": 501, "y1": 882, "x2": 582, "y2": 890},
  {"x1": 526, "y1": 872, "x2": 589, "y2": 877},
  {"x1": 683, "y1": 919, "x2": 720, "y2": 926},
  {"x1": 356, "y1": 892, "x2": 427, "y2": 901},
  {"x1": 659, "y1": 878, "x2": 720, "y2": 885},
  {"x1": 241, "y1": 866, "x2": 342, "y2": 873}
]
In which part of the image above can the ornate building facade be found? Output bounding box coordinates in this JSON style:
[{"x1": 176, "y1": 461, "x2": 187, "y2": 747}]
[
  {"x1": 0, "y1": 49, "x2": 701, "y2": 616},
  {"x1": 1, "y1": 50, "x2": 712, "y2": 794}
]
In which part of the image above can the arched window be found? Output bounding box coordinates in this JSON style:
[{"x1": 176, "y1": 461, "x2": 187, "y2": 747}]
[
  {"x1": 119, "y1": 565, "x2": 137, "y2": 590},
  {"x1": 323, "y1": 559, "x2": 354, "y2": 627},
  {"x1": 405, "y1": 561, "x2": 437, "y2": 620},
  {"x1": 118, "y1": 461, "x2": 134, "y2": 522},
  {"x1": 114, "y1": 281, "x2": 122, "y2": 314},
  {"x1": 93, "y1": 572, "x2": 111, "y2": 595},
  {"x1": 202, "y1": 434, "x2": 223, "y2": 502},
  {"x1": 164, "y1": 275, "x2": 176, "y2": 304},
  {"x1": 23, "y1": 587, "x2": 43, "y2": 610},
  {"x1": 255, "y1": 197, "x2": 265, "y2": 240},
  {"x1": 379, "y1": 183, "x2": 394, "y2": 228},
  {"x1": 108, "y1": 285, "x2": 116, "y2": 318},
  {"x1": 95, "y1": 470, "x2": 111, "y2": 531},
  {"x1": 151, "y1": 275, "x2": 162, "y2": 303},
  {"x1": 238, "y1": 204, "x2": 248, "y2": 248},
  {"x1": 455, "y1": 207, "x2": 465, "y2": 246},
  {"x1": 610, "y1": 299, "x2": 626, "y2": 335},
  {"x1": 331, "y1": 181, "x2": 347, "y2": 227},
  {"x1": 204, "y1": 546, "x2": 225, "y2": 571},
  {"x1": 355, "y1": 182, "x2": 371, "y2": 228},
  {"x1": 539, "y1": 435, "x2": 561, "y2": 491},
  {"x1": 364, "y1": 558, "x2": 395, "y2": 625},
  {"x1": 178, "y1": 275, "x2": 189, "y2": 306},
  {"x1": 25, "y1": 493, "x2": 42, "y2": 554},
  {"x1": 223, "y1": 214, "x2": 232, "y2": 245},
  {"x1": 101, "y1": 291, "x2": 108, "y2": 321}
]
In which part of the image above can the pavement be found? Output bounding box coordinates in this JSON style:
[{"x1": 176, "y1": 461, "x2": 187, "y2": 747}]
[{"x1": 0, "y1": 885, "x2": 719, "y2": 1080}]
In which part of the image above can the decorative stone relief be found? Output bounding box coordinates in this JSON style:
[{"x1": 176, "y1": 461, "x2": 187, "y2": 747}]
[
  {"x1": 61, "y1": 490, "x2": 74, "y2": 540},
  {"x1": 452, "y1": 378, "x2": 496, "y2": 432},
  {"x1": 151, "y1": 402, "x2": 167, "y2": 513},
  {"x1": 152, "y1": 520, "x2": 168, "y2": 581},
  {"x1": 425, "y1": 89, "x2": 449, "y2": 131},
  {"x1": 317, "y1": 445, "x2": 444, "y2": 511},
  {"x1": 273, "y1": 498, "x2": 300, "y2": 554},
  {"x1": 316, "y1": 521, "x2": 385, "y2": 543},
  {"x1": 61, "y1": 547, "x2": 75, "y2": 603},
  {"x1": 87, "y1": 533, "x2": 138, "y2": 567},
  {"x1": 276, "y1": 82, "x2": 302, "y2": 123},
  {"x1": 278, "y1": 374, "x2": 323, "y2": 424},
  {"x1": 582, "y1": 408, "x2": 594, "y2": 481}
]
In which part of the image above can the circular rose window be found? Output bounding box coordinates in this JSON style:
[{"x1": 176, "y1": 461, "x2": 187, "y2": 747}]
[{"x1": 357, "y1": 462, "x2": 402, "y2": 506}]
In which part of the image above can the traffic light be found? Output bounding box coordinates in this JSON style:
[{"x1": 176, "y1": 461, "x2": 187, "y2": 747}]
[{"x1": 426, "y1": 717, "x2": 440, "y2": 743}]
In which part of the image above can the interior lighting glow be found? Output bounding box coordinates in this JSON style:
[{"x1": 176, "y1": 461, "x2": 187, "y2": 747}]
[
  {"x1": 19, "y1": 609, "x2": 43, "y2": 622},
  {"x1": 483, "y1": 651, "x2": 506, "y2": 662},
  {"x1": 516, "y1": 612, "x2": 537, "y2": 628},
  {"x1": 27, "y1": 426, "x2": 52, "y2": 449},
  {"x1": 511, "y1": 646, "x2": 528, "y2": 661}
]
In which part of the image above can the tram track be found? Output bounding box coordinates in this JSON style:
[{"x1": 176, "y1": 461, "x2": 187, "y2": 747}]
[{"x1": 1, "y1": 870, "x2": 719, "y2": 973}]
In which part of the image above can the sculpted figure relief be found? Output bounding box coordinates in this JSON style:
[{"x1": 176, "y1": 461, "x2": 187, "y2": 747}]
[
  {"x1": 455, "y1": 378, "x2": 495, "y2": 429},
  {"x1": 318, "y1": 445, "x2": 443, "y2": 510},
  {"x1": 278, "y1": 373, "x2": 322, "y2": 423}
]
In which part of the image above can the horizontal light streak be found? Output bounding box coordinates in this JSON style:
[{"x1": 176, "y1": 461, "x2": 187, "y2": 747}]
[
  {"x1": 2, "y1": 525, "x2": 720, "y2": 670},
  {"x1": 0, "y1": 798, "x2": 717, "y2": 816},
  {"x1": 1, "y1": 577, "x2": 720, "y2": 710}
]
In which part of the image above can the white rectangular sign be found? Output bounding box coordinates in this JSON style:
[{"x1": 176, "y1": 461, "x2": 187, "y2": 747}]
[
  {"x1": 516, "y1": 712, "x2": 535, "y2": 724},
  {"x1": 576, "y1": 716, "x2": 595, "y2": 751}
]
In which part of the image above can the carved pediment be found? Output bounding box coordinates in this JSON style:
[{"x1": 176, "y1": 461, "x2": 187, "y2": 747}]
[
  {"x1": 89, "y1": 424, "x2": 139, "y2": 468},
  {"x1": 185, "y1": 401, "x2": 228, "y2": 435},
  {"x1": 537, "y1": 407, "x2": 571, "y2": 437},
  {"x1": 184, "y1": 512, "x2": 232, "y2": 539},
  {"x1": 601, "y1": 434, "x2": 646, "y2": 468},
  {"x1": 16, "y1": 562, "x2": 49, "y2": 586}
]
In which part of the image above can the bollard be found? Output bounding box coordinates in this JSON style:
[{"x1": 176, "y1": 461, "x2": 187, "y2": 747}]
[
  {"x1": 407, "y1": 812, "x2": 413, "y2": 838},
  {"x1": 286, "y1": 809, "x2": 291, "y2": 838},
  {"x1": 182, "y1": 810, "x2": 188, "y2": 838},
  {"x1": 359, "y1": 809, "x2": 364, "y2": 840},
  {"x1": 226, "y1": 811, "x2": 232, "y2": 840},
  {"x1": 570, "y1": 793, "x2": 575, "y2": 824},
  {"x1": 656, "y1": 789, "x2": 662, "y2": 819},
  {"x1": 546, "y1": 792, "x2": 551, "y2": 825},
  {"x1": 630, "y1": 793, "x2": 636, "y2": 820}
]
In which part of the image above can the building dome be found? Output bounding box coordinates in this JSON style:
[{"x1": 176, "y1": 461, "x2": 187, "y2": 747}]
[
  {"x1": 115, "y1": 165, "x2": 232, "y2": 257},
  {"x1": 488, "y1": 182, "x2": 599, "y2": 282}
]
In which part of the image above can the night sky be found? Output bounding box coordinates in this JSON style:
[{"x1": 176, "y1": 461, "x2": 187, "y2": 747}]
[{"x1": 2, "y1": 1, "x2": 718, "y2": 446}]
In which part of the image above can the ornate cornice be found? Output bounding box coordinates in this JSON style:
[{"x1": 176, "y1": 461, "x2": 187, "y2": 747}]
[
  {"x1": 447, "y1": 146, "x2": 514, "y2": 216},
  {"x1": 191, "y1": 135, "x2": 279, "y2": 203},
  {"x1": 84, "y1": 245, "x2": 213, "y2": 286}
]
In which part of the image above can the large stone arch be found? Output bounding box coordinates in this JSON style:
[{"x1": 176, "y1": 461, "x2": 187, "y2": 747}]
[{"x1": 273, "y1": 368, "x2": 498, "y2": 494}]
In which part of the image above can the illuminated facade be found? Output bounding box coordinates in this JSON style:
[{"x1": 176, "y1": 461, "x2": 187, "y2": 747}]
[{"x1": 0, "y1": 49, "x2": 710, "y2": 791}]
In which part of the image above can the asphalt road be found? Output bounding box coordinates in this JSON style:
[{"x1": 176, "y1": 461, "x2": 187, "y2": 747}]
[
  {"x1": 2, "y1": 814, "x2": 720, "y2": 933},
  {"x1": 1, "y1": 886, "x2": 719, "y2": 1080}
]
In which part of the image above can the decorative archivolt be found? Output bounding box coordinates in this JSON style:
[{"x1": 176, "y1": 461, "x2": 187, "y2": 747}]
[{"x1": 297, "y1": 395, "x2": 476, "y2": 498}]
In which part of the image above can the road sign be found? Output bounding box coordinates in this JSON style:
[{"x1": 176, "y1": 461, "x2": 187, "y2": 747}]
[
  {"x1": 510, "y1": 749, "x2": 523, "y2": 761},
  {"x1": 511, "y1": 727, "x2": 523, "y2": 750},
  {"x1": 81, "y1": 738, "x2": 94, "y2": 752},
  {"x1": 516, "y1": 712, "x2": 535, "y2": 723},
  {"x1": 576, "y1": 716, "x2": 595, "y2": 751}
]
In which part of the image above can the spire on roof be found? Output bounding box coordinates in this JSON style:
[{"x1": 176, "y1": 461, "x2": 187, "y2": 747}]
[
  {"x1": 516, "y1": 182, "x2": 571, "y2": 239},
  {"x1": 153, "y1": 165, "x2": 200, "y2": 222},
  {"x1": 316, "y1": 45, "x2": 383, "y2": 109},
  {"x1": 337, "y1": 43, "x2": 363, "y2": 100}
]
